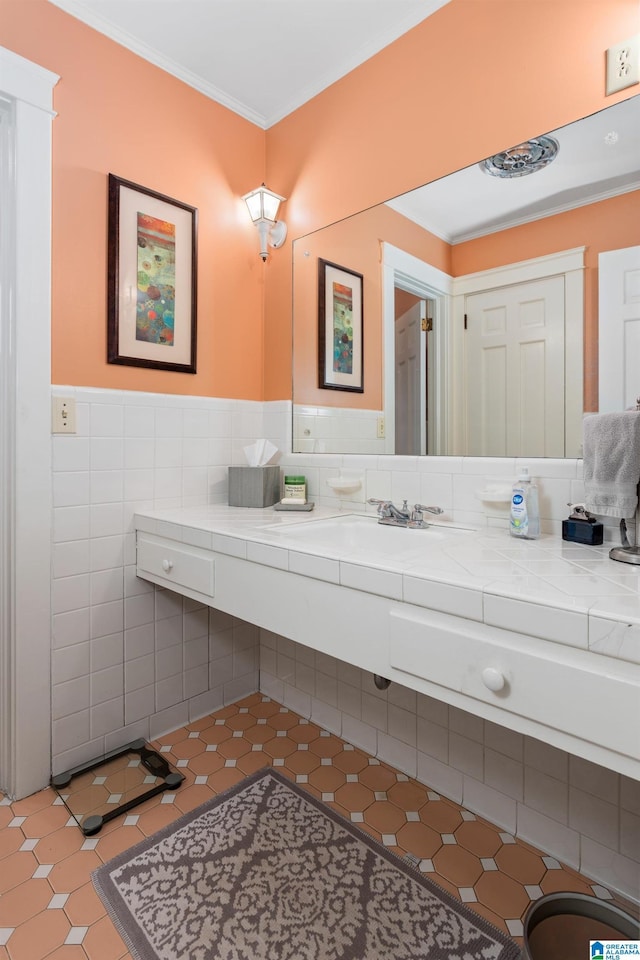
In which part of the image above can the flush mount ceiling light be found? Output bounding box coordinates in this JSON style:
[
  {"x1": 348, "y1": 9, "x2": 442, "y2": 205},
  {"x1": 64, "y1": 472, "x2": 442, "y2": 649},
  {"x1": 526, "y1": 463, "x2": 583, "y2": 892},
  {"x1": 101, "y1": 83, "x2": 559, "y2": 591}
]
[
  {"x1": 242, "y1": 183, "x2": 287, "y2": 260},
  {"x1": 480, "y1": 135, "x2": 559, "y2": 178}
]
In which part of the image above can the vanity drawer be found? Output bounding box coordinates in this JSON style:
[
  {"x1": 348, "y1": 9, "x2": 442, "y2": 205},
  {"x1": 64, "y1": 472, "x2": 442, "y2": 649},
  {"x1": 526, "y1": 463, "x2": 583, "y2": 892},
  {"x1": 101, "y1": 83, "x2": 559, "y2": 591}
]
[
  {"x1": 389, "y1": 608, "x2": 639, "y2": 761},
  {"x1": 137, "y1": 534, "x2": 215, "y2": 597}
]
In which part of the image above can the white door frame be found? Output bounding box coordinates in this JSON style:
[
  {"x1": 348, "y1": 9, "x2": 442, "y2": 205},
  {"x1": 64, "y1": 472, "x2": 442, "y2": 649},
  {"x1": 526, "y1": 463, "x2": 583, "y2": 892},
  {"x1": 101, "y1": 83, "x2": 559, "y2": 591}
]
[
  {"x1": 0, "y1": 47, "x2": 58, "y2": 799},
  {"x1": 451, "y1": 247, "x2": 585, "y2": 457},
  {"x1": 382, "y1": 243, "x2": 453, "y2": 455},
  {"x1": 598, "y1": 245, "x2": 640, "y2": 414}
]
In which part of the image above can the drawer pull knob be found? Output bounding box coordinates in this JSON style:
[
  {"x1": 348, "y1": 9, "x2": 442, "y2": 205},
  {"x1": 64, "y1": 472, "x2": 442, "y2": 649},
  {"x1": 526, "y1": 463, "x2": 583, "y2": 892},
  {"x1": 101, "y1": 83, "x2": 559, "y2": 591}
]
[
  {"x1": 481, "y1": 667, "x2": 505, "y2": 692},
  {"x1": 162, "y1": 559, "x2": 174, "y2": 573}
]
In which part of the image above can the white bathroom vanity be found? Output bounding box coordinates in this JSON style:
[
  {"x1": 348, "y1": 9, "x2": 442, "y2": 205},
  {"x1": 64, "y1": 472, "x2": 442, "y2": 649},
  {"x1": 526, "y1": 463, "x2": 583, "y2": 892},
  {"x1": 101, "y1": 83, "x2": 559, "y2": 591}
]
[{"x1": 135, "y1": 505, "x2": 640, "y2": 783}]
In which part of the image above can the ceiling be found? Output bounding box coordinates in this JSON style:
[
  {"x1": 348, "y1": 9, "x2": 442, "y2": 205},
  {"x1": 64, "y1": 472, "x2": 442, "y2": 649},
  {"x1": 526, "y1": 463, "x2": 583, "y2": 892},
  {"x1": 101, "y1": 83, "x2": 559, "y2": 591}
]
[{"x1": 47, "y1": 0, "x2": 451, "y2": 128}]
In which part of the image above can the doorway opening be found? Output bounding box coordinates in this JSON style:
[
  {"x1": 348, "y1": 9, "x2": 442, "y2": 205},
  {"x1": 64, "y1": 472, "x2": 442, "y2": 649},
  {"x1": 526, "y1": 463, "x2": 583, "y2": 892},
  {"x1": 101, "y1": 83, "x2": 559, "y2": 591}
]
[{"x1": 382, "y1": 243, "x2": 453, "y2": 456}]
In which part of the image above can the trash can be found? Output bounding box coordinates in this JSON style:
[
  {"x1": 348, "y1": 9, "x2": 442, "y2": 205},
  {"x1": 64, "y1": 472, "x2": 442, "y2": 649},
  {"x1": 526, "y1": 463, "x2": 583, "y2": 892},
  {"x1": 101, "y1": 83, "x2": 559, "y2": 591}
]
[{"x1": 522, "y1": 892, "x2": 640, "y2": 960}]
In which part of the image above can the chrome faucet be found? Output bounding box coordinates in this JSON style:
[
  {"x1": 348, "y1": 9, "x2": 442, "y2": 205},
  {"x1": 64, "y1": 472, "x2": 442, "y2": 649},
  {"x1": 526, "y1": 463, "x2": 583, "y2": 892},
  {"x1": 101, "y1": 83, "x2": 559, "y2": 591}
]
[
  {"x1": 370, "y1": 498, "x2": 411, "y2": 522},
  {"x1": 367, "y1": 499, "x2": 443, "y2": 528}
]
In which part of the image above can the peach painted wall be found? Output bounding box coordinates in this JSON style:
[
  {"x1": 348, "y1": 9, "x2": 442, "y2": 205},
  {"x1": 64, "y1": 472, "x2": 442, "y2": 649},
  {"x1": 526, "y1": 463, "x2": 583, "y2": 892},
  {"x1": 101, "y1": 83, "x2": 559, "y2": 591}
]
[
  {"x1": 266, "y1": 0, "x2": 640, "y2": 401},
  {"x1": 3, "y1": 0, "x2": 639, "y2": 402},
  {"x1": 1, "y1": 1, "x2": 266, "y2": 398},
  {"x1": 395, "y1": 290, "x2": 421, "y2": 318},
  {"x1": 293, "y1": 205, "x2": 449, "y2": 408},
  {"x1": 452, "y1": 190, "x2": 640, "y2": 412}
]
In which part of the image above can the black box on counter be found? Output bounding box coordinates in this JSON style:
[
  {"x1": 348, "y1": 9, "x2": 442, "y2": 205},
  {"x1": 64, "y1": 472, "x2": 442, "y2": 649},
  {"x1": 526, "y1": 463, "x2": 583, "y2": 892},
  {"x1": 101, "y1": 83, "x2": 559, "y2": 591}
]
[{"x1": 562, "y1": 518, "x2": 603, "y2": 545}]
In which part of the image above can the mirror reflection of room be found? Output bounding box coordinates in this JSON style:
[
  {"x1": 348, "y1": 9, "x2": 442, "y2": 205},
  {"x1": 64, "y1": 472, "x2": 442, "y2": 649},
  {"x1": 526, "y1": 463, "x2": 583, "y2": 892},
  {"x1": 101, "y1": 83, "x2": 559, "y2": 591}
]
[{"x1": 292, "y1": 96, "x2": 640, "y2": 458}]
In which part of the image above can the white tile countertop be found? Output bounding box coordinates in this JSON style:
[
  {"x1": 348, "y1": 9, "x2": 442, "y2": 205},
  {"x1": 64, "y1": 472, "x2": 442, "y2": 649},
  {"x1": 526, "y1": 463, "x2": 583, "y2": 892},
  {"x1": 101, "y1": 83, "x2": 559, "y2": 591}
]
[{"x1": 134, "y1": 503, "x2": 640, "y2": 667}]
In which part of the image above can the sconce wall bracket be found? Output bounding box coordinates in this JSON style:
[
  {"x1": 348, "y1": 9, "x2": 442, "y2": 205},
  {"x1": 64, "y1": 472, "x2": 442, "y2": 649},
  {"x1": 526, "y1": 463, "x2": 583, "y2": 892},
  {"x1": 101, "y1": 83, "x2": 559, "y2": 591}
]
[{"x1": 256, "y1": 218, "x2": 287, "y2": 261}]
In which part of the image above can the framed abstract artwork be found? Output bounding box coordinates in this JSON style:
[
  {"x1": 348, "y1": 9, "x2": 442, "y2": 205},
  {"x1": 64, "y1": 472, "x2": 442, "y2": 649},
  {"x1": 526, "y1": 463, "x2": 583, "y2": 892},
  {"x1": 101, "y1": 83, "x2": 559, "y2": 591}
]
[
  {"x1": 107, "y1": 174, "x2": 198, "y2": 373},
  {"x1": 318, "y1": 258, "x2": 364, "y2": 392}
]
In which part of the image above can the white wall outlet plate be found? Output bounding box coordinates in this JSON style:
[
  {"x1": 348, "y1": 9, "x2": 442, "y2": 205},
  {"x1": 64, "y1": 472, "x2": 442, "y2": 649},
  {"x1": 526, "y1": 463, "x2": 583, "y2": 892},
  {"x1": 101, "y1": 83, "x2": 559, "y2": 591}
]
[
  {"x1": 606, "y1": 36, "x2": 640, "y2": 95},
  {"x1": 52, "y1": 396, "x2": 77, "y2": 434}
]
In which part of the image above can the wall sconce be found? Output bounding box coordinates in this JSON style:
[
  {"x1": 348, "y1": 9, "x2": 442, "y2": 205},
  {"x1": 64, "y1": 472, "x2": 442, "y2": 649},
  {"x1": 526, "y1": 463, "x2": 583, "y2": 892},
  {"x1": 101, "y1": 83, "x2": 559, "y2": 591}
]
[{"x1": 242, "y1": 183, "x2": 287, "y2": 261}]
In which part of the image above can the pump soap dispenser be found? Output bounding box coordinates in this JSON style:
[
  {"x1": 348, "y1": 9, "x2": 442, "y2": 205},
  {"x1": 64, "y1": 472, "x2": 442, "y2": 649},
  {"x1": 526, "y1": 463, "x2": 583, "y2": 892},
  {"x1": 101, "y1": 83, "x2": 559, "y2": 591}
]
[{"x1": 509, "y1": 467, "x2": 540, "y2": 539}]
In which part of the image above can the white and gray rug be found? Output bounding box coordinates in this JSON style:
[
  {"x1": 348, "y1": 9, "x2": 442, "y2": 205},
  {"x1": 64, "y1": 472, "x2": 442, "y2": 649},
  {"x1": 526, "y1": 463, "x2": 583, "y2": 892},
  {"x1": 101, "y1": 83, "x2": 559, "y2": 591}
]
[{"x1": 93, "y1": 768, "x2": 520, "y2": 960}]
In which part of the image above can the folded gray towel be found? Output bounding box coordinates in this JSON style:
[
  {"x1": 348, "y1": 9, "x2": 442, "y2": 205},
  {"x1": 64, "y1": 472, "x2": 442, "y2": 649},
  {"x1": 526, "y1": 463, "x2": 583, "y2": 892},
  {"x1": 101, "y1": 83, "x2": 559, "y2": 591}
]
[{"x1": 583, "y1": 412, "x2": 640, "y2": 518}]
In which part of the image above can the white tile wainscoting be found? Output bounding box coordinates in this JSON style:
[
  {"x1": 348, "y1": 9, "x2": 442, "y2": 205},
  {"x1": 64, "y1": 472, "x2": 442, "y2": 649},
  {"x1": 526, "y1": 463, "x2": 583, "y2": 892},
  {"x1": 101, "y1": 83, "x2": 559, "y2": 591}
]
[
  {"x1": 293, "y1": 404, "x2": 385, "y2": 454},
  {"x1": 50, "y1": 385, "x2": 292, "y2": 775}
]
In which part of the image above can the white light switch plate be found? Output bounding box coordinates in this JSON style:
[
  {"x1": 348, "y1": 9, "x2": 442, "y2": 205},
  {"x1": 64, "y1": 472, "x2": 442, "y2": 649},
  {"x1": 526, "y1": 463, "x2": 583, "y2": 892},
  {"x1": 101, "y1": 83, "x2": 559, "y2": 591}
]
[{"x1": 52, "y1": 397, "x2": 77, "y2": 434}]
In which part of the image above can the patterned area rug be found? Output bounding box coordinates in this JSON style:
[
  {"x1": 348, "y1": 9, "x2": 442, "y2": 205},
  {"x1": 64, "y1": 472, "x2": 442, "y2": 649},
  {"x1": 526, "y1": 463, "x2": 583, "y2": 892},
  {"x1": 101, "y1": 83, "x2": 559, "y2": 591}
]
[{"x1": 93, "y1": 768, "x2": 519, "y2": 960}]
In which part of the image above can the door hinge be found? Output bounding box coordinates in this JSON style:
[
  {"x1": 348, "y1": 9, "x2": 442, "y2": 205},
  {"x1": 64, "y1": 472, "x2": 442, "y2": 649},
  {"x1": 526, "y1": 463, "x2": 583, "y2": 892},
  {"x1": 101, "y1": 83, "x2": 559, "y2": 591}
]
[
  {"x1": 464, "y1": 313, "x2": 468, "y2": 330},
  {"x1": 422, "y1": 317, "x2": 433, "y2": 332}
]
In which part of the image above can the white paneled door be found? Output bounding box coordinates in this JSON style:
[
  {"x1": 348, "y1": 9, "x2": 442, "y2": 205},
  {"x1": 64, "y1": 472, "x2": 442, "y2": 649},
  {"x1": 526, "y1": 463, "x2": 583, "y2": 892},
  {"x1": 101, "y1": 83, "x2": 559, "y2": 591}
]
[
  {"x1": 464, "y1": 276, "x2": 566, "y2": 457},
  {"x1": 395, "y1": 300, "x2": 426, "y2": 456}
]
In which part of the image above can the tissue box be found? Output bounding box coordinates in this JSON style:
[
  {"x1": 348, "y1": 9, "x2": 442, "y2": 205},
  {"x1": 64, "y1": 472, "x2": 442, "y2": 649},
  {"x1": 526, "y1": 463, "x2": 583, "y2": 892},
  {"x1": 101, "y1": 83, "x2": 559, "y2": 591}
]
[{"x1": 228, "y1": 466, "x2": 280, "y2": 508}]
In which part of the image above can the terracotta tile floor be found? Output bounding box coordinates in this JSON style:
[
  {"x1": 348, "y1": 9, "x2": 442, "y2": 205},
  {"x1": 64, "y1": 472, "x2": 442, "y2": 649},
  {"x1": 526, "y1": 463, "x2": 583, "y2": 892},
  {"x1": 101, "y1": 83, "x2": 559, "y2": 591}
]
[{"x1": 0, "y1": 692, "x2": 636, "y2": 959}]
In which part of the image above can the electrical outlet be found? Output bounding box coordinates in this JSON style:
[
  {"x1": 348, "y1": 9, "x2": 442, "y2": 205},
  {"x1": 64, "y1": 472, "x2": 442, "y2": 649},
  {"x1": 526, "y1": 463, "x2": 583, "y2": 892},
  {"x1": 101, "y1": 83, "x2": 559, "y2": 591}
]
[
  {"x1": 52, "y1": 397, "x2": 77, "y2": 434},
  {"x1": 376, "y1": 416, "x2": 385, "y2": 439},
  {"x1": 606, "y1": 35, "x2": 640, "y2": 95}
]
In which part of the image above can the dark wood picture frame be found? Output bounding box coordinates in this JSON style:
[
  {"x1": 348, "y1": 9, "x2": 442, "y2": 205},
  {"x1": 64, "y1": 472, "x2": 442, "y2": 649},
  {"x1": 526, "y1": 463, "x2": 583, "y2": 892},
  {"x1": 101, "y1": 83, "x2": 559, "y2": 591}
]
[
  {"x1": 318, "y1": 258, "x2": 364, "y2": 393},
  {"x1": 107, "y1": 174, "x2": 197, "y2": 373}
]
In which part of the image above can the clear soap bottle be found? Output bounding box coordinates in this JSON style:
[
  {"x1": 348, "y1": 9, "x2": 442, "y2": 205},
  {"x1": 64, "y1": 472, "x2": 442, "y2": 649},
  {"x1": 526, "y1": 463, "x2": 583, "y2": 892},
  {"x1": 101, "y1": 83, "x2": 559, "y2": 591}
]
[{"x1": 509, "y1": 467, "x2": 540, "y2": 539}]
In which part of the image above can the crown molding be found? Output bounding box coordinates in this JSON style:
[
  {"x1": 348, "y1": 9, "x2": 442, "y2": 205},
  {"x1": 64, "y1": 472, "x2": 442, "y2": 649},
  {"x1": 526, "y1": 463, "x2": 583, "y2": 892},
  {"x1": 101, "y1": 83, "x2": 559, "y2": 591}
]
[{"x1": 47, "y1": 0, "x2": 268, "y2": 127}]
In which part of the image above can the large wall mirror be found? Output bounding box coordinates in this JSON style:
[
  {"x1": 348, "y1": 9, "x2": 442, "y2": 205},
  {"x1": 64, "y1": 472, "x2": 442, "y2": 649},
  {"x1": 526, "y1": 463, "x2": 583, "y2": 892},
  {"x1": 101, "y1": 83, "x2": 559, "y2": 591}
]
[{"x1": 292, "y1": 95, "x2": 640, "y2": 458}]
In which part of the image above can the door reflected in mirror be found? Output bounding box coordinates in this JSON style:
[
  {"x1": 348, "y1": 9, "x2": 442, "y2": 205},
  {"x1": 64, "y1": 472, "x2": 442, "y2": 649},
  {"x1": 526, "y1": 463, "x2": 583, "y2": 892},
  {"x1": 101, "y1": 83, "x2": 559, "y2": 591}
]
[
  {"x1": 292, "y1": 95, "x2": 640, "y2": 458},
  {"x1": 394, "y1": 290, "x2": 429, "y2": 455}
]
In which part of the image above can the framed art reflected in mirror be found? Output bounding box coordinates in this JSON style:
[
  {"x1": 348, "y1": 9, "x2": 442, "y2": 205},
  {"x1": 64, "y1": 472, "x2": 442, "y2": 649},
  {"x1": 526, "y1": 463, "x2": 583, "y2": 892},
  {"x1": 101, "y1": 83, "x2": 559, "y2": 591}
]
[{"x1": 318, "y1": 258, "x2": 364, "y2": 393}]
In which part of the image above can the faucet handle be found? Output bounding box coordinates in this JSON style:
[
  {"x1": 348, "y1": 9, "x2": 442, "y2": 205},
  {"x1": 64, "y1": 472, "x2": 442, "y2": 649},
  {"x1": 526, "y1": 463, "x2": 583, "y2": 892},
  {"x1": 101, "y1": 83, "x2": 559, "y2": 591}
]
[
  {"x1": 367, "y1": 498, "x2": 391, "y2": 517},
  {"x1": 409, "y1": 503, "x2": 444, "y2": 526}
]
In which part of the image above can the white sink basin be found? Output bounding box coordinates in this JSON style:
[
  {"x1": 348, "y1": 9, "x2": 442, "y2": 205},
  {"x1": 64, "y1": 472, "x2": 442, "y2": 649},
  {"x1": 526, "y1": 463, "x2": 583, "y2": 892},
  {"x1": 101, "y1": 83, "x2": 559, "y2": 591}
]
[{"x1": 262, "y1": 514, "x2": 474, "y2": 556}]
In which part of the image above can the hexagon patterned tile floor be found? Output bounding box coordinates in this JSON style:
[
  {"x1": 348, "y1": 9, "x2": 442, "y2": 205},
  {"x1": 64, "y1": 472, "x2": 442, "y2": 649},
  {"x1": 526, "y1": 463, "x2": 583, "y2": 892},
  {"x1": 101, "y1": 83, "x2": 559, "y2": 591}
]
[{"x1": 0, "y1": 693, "x2": 635, "y2": 959}]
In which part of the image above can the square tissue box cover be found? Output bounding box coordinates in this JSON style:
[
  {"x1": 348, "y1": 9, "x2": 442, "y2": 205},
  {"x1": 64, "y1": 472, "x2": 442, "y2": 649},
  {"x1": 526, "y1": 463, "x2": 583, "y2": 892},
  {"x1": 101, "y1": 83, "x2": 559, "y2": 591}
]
[{"x1": 228, "y1": 465, "x2": 280, "y2": 507}]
